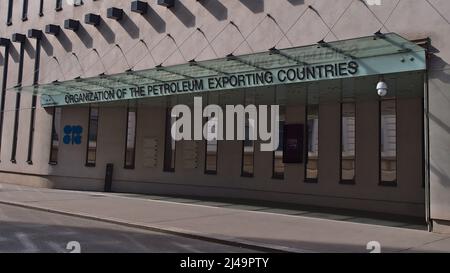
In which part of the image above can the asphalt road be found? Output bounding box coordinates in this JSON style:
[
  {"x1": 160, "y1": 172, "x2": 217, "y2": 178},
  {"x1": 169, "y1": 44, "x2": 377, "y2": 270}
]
[{"x1": 0, "y1": 203, "x2": 256, "y2": 253}]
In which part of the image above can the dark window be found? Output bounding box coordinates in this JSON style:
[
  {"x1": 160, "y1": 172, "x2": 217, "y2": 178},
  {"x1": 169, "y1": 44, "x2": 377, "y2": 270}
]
[
  {"x1": 241, "y1": 119, "x2": 255, "y2": 177},
  {"x1": 204, "y1": 116, "x2": 218, "y2": 174},
  {"x1": 7, "y1": 0, "x2": 13, "y2": 25},
  {"x1": 124, "y1": 106, "x2": 137, "y2": 169},
  {"x1": 27, "y1": 37, "x2": 42, "y2": 164},
  {"x1": 39, "y1": 0, "x2": 44, "y2": 16},
  {"x1": 49, "y1": 107, "x2": 62, "y2": 164},
  {"x1": 22, "y1": 0, "x2": 28, "y2": 21},
  {"x1": 340, "y1": 102, "x2": 356, "y2": 183},
  {"x1": 273, "y1": 107, "x2": 285, "y2": 179},
  {"x1": 305, "y1": 105, "x2": 319, "y2": 182},
  {"x1": 163, "y1": 107, "x2": 176, "y2": 172},
  {"x1": 86, "y1": 106, "x2": 99, "y2": 166},
  {"x1": 11, "y1": 39, "x2": 26, "y2": 163},
  {"x1": 55, "y1": 0, "x2": 62, "y2": 11},
  {"x1": 380, "y1": 99, "x2": 397, "y2": 186}
]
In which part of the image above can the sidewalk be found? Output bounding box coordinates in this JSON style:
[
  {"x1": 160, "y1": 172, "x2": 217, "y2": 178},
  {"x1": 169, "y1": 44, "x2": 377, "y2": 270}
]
[{"x1": 0, "y1": 182, "x2": 449, "y2": 253}]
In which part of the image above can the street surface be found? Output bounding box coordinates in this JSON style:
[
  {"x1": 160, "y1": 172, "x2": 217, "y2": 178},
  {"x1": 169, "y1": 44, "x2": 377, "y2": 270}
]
[{"x1": 0, "y1": 203, "x2": 254, "y2": 253}]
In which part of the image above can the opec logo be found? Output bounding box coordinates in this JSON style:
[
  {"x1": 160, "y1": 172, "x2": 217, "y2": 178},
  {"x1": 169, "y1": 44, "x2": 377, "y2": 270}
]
[{"x1": 63, "y1": 125, "x2": 83, "y2": 145}]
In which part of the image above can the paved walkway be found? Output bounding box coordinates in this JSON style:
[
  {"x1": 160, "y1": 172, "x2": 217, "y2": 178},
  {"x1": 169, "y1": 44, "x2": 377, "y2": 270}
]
[{"x1": 0, "y1": 182, "x2": 449, "y2": 253}]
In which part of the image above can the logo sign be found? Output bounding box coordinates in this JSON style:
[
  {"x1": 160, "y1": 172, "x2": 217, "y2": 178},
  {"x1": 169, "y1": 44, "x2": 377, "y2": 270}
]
[{"x1": 63, "y1": 125, "x2": 83, "y2": 145}]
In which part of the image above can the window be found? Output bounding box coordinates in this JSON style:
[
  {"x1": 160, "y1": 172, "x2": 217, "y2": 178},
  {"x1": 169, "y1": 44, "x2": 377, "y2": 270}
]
[
  {"x1": 204, "y1": 116, "x2": 218, "y2": 174},
  {"x1": 22, "y1": 0, "x2": 28, "y2": 21},
  {"x1": 340, "y1": 102, "x2": 356, "y2": 183},
  {"x1": 39, "y1": 0, "x2": 44, "y2": 16},
  {"x1": 7, "y1": 0, "x2": 13, "y2": 25},
  {"x1": 163, "y1": 107, "x2": 176, "y2": 172},
  {"x1": 11, "y1": 39, "x2": 25, "y2": 163},
  {"x1": 49, "y1": 107, "x2": 61, "y2": 164},
  {"x1": 0, "y1": 42, "x2": 10, "y2": 157},
  {"x1": 86, "y1": 106, "x2": 99, "y2": 166},
  {"x1": 55, "y1": 0, "x2": 62, "y2": 11},
  {"x1": 124, "y1": 106, "x2": 137, "y2": 169},
  {"x1": 305, "y1": 105, "x2": 319, "y2": 182},
  {"x1": 241, "y1": 118, "x2": 255, "y2": 177},
  {"x1": 380, "y1": 99, "x2": 397, "y2": 186},
  {"x1": 273, "y1": 106, "x2": 285, "y2": 179}
]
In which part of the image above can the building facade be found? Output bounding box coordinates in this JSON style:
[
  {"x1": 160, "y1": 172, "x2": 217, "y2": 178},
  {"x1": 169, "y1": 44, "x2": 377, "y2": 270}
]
[{"x1": 0, "y1": 0, "x2": 449, "y2": 232}]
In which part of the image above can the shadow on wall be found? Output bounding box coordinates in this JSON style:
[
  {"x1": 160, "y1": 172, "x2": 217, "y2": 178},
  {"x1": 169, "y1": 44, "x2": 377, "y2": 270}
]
[
  {"x1": 40, "y1": 35, "x2": 54, "y2": 57},
  {"x1": 430, "y1": 163, "x2": 450, "y2": 189},
  {"x1": 429, "y1": 55, "x2": 450, "y2": 84},
  {"x1": 97, "y1": 18, "x2": 116, "y2": 44},
  {"x1": 171, "y1": 0, "x2": 196, "y2": 28},
  {"x1": 21, "y1": 0, "x2": 310, "y2": 62},
  {"x1": 120, "y1": 13, "x2": 140, "y2": 39},
  {"x1": 24, "y1": 40, "x2": 36, "y2": 59},
  {"x1": 428, "y1": 53, "x2": 450, "y2": 188},
  {"x1": 75, "y1": 25, "x2": 93, "y2": 49},
  {"x1": 199, "y1": 0, "x2": 228, "y2": 21},
  {"x1": 143, "y1": 6, "x2": 166, "y2": 33},
  {"x1": 428, "y1": 55, "x2": 450, "y2": 114},
  {"x1": 8, "y1": 43, "x2": 19, "y2": 63},
  {"x1": 55, "y1": 30, "x2": 73, "y2": 52},
  {"x1": 239, "y1": 0, "x2": 264, "y2": 13},
  {"x1": 430, "y1": 112, "x2": 450, "y2": 135}
]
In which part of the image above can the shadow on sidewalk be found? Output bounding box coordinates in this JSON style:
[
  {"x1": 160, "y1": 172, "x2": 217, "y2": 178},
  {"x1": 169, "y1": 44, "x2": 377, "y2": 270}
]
[{"x1": 107, "y1": 192, "x2": 427, "y2": 231}]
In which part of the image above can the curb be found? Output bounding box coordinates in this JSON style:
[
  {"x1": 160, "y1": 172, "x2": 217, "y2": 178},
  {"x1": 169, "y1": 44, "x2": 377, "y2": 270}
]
[{"x1": 0, "y1": 199, "x2": 313, "y2": 253}]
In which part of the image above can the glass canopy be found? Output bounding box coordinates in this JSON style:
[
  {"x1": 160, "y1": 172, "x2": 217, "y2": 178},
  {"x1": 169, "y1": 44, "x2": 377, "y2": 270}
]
[{"x1": 7, "y1": 33, "x2": 426, "y2": 106}]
